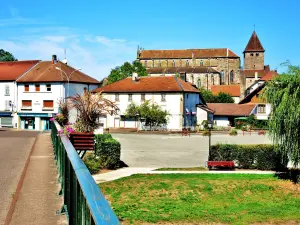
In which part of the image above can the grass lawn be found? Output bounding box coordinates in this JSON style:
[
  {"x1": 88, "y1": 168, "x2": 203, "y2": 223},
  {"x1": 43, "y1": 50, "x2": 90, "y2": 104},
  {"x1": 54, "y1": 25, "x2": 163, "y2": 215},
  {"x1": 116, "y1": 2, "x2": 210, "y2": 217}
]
[
  {"x1": 99, "y1": 174, "x2": 300, "y2": 225},
  {"x1": 155, "y1": 167, "x2": 208, "y2": 171}
]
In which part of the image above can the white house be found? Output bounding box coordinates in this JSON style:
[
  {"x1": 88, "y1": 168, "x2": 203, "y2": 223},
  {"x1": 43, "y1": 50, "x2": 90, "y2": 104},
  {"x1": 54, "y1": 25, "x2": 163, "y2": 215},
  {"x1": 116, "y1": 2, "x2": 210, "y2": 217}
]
[
  {"x1": 15, "y1": 56, "x2": 99, "y2": 130},
  {"x1": 0, "y1": 60, "x2": 39, "y2": 128},
  {"x1": 92, "y1": 74, "x2": 205, "y2": 131}
]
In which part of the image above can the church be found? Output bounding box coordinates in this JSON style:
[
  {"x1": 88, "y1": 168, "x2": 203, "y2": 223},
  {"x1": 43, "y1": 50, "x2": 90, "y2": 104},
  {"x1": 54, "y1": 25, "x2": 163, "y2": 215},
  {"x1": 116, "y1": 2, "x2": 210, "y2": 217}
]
[{"x1": 137, "y1": 31, "x2": 271, "y2": 100}]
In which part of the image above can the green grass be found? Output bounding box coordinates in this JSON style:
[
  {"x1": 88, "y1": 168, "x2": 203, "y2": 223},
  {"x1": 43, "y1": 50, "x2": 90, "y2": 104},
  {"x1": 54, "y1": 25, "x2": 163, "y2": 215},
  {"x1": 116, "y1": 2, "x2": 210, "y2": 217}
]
[
  {"x1": 99, "y1": 174, "x2": 300, "y2": 225},
  {"x1": 155, "y1": 167, "x2": 208, "y2": 171}
]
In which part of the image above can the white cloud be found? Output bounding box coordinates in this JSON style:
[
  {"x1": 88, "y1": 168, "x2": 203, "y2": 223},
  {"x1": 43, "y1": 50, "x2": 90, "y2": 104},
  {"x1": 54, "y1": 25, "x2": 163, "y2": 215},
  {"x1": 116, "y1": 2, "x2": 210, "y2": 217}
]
[{"x1": 0, "y1": 28, "x2": 138, "y2": 81}]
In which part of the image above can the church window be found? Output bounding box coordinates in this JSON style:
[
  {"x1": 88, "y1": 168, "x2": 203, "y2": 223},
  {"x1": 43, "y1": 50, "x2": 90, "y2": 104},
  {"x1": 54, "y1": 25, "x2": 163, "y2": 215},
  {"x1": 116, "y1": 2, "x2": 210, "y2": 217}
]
[
  {"x1": 191, "y1": 74, "x2": 194, "y2": 84},
  {"x1": 220, "y1": 71, "x2": 225, "y2": 85},
  {"x1": 197, "y1": 78, "x2": 201, "y2": 88},
  {"x1": 200, "y1": 60, "x2": 203, "y2": 66},
  {"x1": 152, "y1": 60, "x2": 154, "y2": 67},
  {"x1": 158, "y1": 60, "x2": 161, "y2": 67},
  {"x1": 186, "y1": 60, "x2": 189, "y2": 67},
  {"x1": 230, "y1": 70, "x2": 234, "y2": 83},
  {"x1": 144, "y1": 61, "x2": 147, "y2": 67},
  {"x1": 172, "y1": 60, "x2": 175, "y2": 67}
]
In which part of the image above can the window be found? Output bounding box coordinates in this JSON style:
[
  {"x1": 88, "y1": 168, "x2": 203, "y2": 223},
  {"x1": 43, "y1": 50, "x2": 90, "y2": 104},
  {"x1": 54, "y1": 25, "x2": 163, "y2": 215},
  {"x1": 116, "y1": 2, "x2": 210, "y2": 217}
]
[
  {"x1": 35, "y1": 84, "x2": 40, "y2": 92},
  {"x1": 84, "y1": 87, "x2": 87, "y2": 93},
  {"x1": 144, "y1": 60, "x2": 147, "y2": 67},
  {"x1": 161, "y1": 94, "x2": 166, "y2": 102},
  {"x1": 115, "y1": 93, "x2": 119, "y2": 102},
  {"x1": 46, "y1": 84, "x2": 51, "y2": 91},
  {"x1": 141, "y1": 94, "x2": 145, "y2": 101},
  {"x1": 256, "y1": 53, "x2": 259, "y2": 56},
  {"x1": 230, "y1": 70, "x2": 234, "y2": 83},
  {"x1": 24, "y1": 84, "x2": 29, "y2": 92},
  {"x1": 197, "y1": 79, "x2": 201, "y2": 88},
  {"x1": 22, "y1": 100, "x2": 32, "y2": 109},
  {"x1": 250, "y1": 53, "x2": 254, "y2": 56},
  {"x1": 158, "y1": 60, "x2": 161, "y2": 67},
  {"x1": 5, "y1": 100, "x2": 11, "y2": 111},
  {"x1": 128, "y1": 94, "x2": 133, "y2": 101},
  {"x1": 152, "y1": 60, "x2": 154, "y2": 67},
  {"x1": 220, "y1": 71, "x2": 225, "y2": 85},
  {"x1": 186, "y1": 60, "x2": 189, "y2": 67},
  {"x1": 4, "y1": 85, "x2": 10, "y2": 96},
  {"x1": 190, "y1": 74, "x2": 194, "y2": 84},
  {"x1": 172, "y1": 60, "x2": 175, "y2": 67},
  {"x1": 43, "y1": 100, "x2": 54, "y2": 108},
  {"x1": 212, "y1": 75, "x2": 215, "y2": 85},
  {"x1": 200, "y1": 60, "x2": 203, "y2": 66},
  {"x1": 257, "y1": 104, "x2": 266, "y2": 114},
  {"x1": 179, "y1": 59, "x2": 182, "y2": 67}
]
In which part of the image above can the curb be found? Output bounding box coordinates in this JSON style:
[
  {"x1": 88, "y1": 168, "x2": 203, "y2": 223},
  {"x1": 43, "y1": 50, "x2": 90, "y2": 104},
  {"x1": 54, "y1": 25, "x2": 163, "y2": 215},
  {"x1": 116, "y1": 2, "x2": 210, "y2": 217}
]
[{"x1": 4, "y1": 133, "x2": 39, "y2": 225}]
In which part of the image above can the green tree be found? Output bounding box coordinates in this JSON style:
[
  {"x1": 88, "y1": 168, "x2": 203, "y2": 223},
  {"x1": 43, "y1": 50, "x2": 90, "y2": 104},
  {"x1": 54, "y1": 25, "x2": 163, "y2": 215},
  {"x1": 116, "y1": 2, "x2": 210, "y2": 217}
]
[
  {"x1": 262, "y1": 64, "x2": 300, "y2": 166},
  {"x1": 0, "y1": 49, "x2": 17, "y2": 61},
  {"x1": 126, "y1": 101, "x2": 169, "y2": 130},
  {"x1": 199, "y1": 88, "x2": 234, "y2": 103},
  {"x1": 216, "y1": 92, "x2": 234, "y2": 103},
  {"x1": 107, "y1": 61, "x2": 148, "y2": 84}
]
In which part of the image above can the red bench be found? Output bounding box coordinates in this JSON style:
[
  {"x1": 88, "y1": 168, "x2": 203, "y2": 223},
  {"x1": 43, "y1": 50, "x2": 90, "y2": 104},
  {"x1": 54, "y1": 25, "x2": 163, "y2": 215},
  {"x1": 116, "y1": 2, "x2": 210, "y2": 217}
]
[{"x1": 207, "y1": 161, "x2": 235, "y2": 169}]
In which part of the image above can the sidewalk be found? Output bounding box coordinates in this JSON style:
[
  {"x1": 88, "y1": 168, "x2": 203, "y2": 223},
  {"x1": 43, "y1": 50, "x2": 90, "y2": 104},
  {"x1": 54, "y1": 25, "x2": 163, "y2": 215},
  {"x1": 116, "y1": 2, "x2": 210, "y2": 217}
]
[
  {"x1": 93, "y1": 167, "x2": 275, "y2": 183},
  {"x1": 8, "y1": 133, "x2": 67, "y2": 225}
]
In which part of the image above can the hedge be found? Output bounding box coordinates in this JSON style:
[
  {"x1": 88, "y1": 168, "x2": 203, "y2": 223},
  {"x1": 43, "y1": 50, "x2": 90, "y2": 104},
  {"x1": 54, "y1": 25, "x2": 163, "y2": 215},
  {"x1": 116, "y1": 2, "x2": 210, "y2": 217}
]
[
  {"x1": 83, "y1": 154, "x2": 101, "y2": 174},
  {"x1": 209, "y1": 144, "x2": 286, "y2": 170},
  {"x1": 94, "y1": 134, "x2": 120, "y2": 169}
]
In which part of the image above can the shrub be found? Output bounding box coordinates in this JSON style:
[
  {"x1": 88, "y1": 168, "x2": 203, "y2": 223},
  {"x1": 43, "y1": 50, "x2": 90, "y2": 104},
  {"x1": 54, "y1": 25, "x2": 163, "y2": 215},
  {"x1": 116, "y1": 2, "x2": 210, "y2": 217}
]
[
  {"x1": 95, "y1": 133, "x2": 112, "y2": 154},
  {"x1": 83, "y1": 154, "x2": 101, "y2": 174},
  {"x1": 210, "y1": 144, "x2": 286, "y2": 170},
  {"x1": 97, "y1": 138, "x2": 121, "y2": 169},
  {"x1": 229, "y1": 129, "x2": 238, "y2": 136},
  {"x1": 202, "y1": 130, "x2": 210, "y2": 136}
]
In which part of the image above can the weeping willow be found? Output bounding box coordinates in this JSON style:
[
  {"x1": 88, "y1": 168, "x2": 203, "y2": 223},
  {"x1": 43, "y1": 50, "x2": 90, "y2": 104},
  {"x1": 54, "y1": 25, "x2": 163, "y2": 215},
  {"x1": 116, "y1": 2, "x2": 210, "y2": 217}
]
[{"x1": 262, "y1": 64, "x2": 300, "y2": 166}]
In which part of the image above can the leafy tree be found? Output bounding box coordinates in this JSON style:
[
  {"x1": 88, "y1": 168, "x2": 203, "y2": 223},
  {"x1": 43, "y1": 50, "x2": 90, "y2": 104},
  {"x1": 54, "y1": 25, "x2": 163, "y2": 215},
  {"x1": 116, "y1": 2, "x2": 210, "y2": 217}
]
[
  {"x1": 216, "y1": 92, "x2": 234, "y2": 103},
  {"x1": 107, "y1": 61, "x2": 147, "y2": 84},
  {"x1": 0, "y1": 49, "x2": 17, "y2": 61},
  {"x1": 199, "y1": 88, "x2": 234, "y2": 103},
  {"x1": 262, "y1": 64, "x2": 300, "y2": 166},
  {"x1": 126, "y1": 101, "x2": 169, "y2": 130}
]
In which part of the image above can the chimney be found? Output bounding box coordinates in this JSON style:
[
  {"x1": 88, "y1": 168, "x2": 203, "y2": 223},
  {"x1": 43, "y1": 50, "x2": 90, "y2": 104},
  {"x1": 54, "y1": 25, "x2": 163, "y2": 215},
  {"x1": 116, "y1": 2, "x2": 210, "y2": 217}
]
[
  {"x1": 255, "y1": 72, "x2": 258, "y2": 80},
  {"x1": 52, "y1": 55, "x2": 57, "y2": 64},
  {"x1": 132, "y1": 72, "x2": 138, "y2": 81}
]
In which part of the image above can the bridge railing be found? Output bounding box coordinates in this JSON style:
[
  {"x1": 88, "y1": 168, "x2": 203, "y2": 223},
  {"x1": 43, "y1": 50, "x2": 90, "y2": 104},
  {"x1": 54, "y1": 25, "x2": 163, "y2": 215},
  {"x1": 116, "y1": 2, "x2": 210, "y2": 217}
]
[{"x1": 51, "y1": 121, "x2": 120, "y2": 225}]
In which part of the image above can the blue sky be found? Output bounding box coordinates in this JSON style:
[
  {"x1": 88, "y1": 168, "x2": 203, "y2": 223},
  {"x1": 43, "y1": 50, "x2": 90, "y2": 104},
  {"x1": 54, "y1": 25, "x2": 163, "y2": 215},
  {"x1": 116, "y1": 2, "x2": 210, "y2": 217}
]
[{"x1": 0, "y1": 0, "x2": 299, "y2": 80}]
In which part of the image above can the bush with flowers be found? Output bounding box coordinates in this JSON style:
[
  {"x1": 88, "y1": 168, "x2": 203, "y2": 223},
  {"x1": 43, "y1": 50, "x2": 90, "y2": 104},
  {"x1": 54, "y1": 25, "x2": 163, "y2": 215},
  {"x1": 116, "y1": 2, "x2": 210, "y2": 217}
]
[
  {"x1": 56, "y1": 123, "x2": 77, "y2": 137},
  {"x1": 50, "y1": 113, "x2": 68, "y2": 126}
]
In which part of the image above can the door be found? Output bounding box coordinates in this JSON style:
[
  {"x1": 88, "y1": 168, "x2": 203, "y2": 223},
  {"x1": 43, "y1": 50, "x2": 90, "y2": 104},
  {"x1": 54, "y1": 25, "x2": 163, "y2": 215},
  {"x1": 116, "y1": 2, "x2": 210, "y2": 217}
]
[{"x1": 114, "y1": 118, "x2": 120, "y2": 128}]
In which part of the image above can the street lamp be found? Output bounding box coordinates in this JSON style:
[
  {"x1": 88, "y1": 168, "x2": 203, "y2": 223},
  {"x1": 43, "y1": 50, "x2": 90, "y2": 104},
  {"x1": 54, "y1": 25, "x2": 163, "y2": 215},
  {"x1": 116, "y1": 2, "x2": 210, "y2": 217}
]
[{"x1": 55, "y1": 67, "x2": 82, "y2": 97}]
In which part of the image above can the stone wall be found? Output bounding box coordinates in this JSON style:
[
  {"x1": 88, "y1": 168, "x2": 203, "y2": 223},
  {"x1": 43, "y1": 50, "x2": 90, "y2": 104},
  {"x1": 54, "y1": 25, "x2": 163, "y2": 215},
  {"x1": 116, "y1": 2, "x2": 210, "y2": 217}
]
[{"x1": 243, "y1": 52, "x2": 264, "y2": 70}]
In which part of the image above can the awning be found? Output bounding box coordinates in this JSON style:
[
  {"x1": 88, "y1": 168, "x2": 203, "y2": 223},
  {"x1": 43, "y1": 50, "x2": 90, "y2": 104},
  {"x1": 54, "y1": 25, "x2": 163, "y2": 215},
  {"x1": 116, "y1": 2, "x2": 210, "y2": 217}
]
[
  {"x1": 18, "y1": 113, "x2": 55, "y2": 118},
  {"x1": 234, "y1": 117, "x2": 248, "y2": 120},
  {"x1": 0, "y1": 112, "x2": 12, "y2": 116}
]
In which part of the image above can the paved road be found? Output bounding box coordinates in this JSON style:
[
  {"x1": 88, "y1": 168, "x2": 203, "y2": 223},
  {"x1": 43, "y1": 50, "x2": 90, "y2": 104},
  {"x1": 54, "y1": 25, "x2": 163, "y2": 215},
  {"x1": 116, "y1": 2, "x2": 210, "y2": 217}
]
[
  {"x1": 112, "y1": 133, "x2": 271, "y2": 168},
  {"x1": 0, "y1": 129, "x2": 39, "y2": 225}
]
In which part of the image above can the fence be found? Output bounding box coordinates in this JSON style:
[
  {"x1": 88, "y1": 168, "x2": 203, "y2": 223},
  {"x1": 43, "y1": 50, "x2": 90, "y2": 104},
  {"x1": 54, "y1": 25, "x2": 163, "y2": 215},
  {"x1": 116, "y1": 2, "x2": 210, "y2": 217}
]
[{"x1": 51, "y1": 121, "x2": 120, "y2": 225}]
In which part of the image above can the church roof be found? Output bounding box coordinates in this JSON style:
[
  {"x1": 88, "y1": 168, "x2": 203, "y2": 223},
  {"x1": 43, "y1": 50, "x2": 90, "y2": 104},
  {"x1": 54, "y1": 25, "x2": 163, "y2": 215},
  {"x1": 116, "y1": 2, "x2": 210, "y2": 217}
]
[{"x1": 244, "y1": 31, "x2": 265, "y2": 53}]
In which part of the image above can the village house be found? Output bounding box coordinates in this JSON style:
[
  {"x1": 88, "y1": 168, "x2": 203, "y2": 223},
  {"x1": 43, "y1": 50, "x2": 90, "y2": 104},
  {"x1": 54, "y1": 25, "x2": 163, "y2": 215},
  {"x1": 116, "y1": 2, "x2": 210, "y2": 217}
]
[
  {"x1": 92, "y1": 74, "x2": 205, "y2": 131},
  {"x1": 0, "y1": 60, "x2": 39, "y2": 127},
  {"x1": 15, "y1": 55, "x2": 99, "y2": 130},
  {"x1": 211, "y1": 85, "x2": 241, "y2": 103}
]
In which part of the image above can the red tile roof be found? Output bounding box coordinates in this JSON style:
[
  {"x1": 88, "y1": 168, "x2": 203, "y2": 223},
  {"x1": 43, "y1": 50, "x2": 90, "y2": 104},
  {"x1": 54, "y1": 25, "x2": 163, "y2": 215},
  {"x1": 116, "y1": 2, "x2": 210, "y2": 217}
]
[
  {"x1": 260, "y1": 70, "x2": 279, "y2": 81},
  {"x1": 139, "y1": 48, "x2": 239, "y2": 59},
  {"x1": 239, "y1": 84, "x2": 266, "y2": 104},
  {"x1": 92, "y1": 76, "x2": 200, "y2": 93},
  {"x1": 147, "y1": 66, "x2": 219, "y2": 74},
  {"x1": 0, "y1": 60, "x2": 40, "y2": 81},
  {"x1": 211, "y1": 85, "x2": 240, "y2": 97},
  {"x1": 207, "y1": 103, "x2": 255, "y2": 116},
  {"x1": 241, "y1": 69, "x2": 266, "y2": 78},
  {"x1": 16, "y1": 61, "x2": 99, "y2": 84},
  {"x1": 244, "y1": 31, "x2": 265, "y2": 52}
]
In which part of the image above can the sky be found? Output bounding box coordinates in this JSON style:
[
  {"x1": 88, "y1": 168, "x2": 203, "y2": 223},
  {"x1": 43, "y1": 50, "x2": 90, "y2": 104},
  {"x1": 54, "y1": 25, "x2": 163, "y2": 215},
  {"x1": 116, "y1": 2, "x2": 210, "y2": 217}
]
[{"x1": 0, "y1": 0, "x2": 299, "y2": 80}]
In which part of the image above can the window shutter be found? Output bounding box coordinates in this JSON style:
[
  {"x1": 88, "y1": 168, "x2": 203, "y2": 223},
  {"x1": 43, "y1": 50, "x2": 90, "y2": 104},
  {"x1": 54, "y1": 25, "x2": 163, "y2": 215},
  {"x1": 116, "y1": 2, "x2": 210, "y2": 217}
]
[
  {"x1": 22, "y1": 100, "x2": 32, "y2": 107},
  {"x1": 43, "y1": 100, "x2": 54, "y2": 108},
  {"x1": 35, "y1": 84, "x2": 40, "y2": 92},
  {"x1": 25, "y1": 85, "x2": 29, "y2": 92}
]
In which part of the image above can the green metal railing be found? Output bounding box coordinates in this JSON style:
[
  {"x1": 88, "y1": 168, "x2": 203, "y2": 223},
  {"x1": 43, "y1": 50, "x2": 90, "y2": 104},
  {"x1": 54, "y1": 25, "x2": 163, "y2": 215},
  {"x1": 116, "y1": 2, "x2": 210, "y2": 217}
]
[{"x1": 51, "y1": 121, "x2": 120, "y2": 225}]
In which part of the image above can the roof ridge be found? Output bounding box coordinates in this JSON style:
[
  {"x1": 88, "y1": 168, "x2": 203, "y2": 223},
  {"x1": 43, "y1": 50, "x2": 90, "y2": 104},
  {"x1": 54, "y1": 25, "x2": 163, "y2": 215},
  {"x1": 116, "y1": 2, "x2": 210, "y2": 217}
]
[{"x1": 174, "y1": 76, "x2": 184, "y2": 91}]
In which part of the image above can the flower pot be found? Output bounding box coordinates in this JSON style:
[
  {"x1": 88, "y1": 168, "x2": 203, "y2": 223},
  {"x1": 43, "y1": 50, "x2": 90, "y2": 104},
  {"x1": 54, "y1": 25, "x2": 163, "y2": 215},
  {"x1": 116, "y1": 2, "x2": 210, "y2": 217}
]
[{"x1": 69, "y1": 132, "x2": 95, "y2": 151}]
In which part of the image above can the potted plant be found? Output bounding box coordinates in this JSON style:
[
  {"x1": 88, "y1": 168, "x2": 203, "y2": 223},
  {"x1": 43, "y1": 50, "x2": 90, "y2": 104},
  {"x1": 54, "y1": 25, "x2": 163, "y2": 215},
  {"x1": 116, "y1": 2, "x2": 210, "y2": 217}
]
[{"x1": 69, "y1": 92, "x2": 118, "y2": 152}]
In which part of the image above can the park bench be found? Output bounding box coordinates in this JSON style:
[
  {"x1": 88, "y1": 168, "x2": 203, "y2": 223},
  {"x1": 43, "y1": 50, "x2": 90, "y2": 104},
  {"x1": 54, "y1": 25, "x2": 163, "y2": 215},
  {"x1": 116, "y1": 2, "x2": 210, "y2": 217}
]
[{"x1": 207, "y1": 161, "x2": 235, "y2": 169}]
